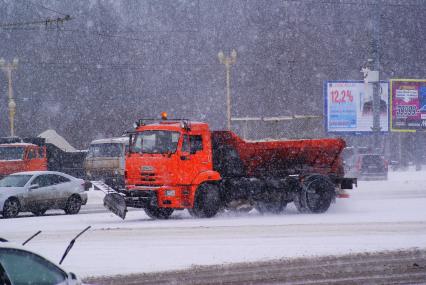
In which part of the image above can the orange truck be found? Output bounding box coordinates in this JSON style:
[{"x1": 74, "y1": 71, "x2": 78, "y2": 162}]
[
  {"x1": 104, "y1": 115, "x2": 356, "y2": 219},
  {"x1": 0, "y1": 137, "x2": 86, "y2": 178}
]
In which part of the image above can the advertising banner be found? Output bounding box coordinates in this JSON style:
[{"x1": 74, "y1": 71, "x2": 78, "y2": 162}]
[
  {"x1": 324, "y1": 81, "x2": 389, "y2": 133},
  {"x1": 390, "y1": 79, "x2": 426, "y2": 132}
]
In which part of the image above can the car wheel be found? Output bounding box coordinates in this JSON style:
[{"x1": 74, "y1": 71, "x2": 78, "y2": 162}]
[
  {"x1": 2, "y1": 198, "x2": 20, "y2": 218},
  {"x1": 64, "y1": 195, "x2": 82, "y2": 215},
  {"x1": 31, "y1": 208, "x2": 48, "y2": 216}
]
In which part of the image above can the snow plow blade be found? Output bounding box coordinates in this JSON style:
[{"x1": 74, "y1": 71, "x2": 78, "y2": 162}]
[{"x1": 103, "y1": 193, "x2": 127, "y2": 219}]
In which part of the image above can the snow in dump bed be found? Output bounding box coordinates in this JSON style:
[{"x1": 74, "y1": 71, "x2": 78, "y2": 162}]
[
  {"x1": 89, "y1": 136, "x2": 129, "y2": 145},
  {"x1": 38, "y1": 129, "x2": 78, "y2": 152},
  {"x1": 0, "y1": 143, "x2": 37, "y2": 146},
  {"x1": 1, "y1": 169, "x2": 426, "y2": 278}
]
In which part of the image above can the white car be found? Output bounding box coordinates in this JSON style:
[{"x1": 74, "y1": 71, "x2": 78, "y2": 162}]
[
  {"x1": 0, "y1": 241, "x2": 83, "y2": 285},
  {"x1": 0, "y1": 171, "x2": 88, "y2": 218}
]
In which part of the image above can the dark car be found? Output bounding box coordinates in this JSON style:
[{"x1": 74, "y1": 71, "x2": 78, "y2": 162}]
[
  {"x1": 0, "y1": 242, "x2": 83, "y2": 285},
  {"x1": 355, "y1": 154, "x2": 388, "y2": 180}
]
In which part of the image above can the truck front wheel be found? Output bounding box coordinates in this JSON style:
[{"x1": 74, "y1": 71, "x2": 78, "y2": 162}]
[
  {"x1": 294, "y1": 175, "x2": 335, "y2": 213},
  {"x1": 144, "y1": 205, "x2": 173, "y2": 219},
  {"x1": 189, "y1": 183, "x2": 220, "y2": 218}
]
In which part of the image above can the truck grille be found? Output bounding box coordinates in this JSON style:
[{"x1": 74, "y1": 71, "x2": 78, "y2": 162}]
[
  {"x1": 140, "y1": 172, "x2": 156, "y2": 182},
  {"x1": 138, "y1": 171, "x2": 163, "y2": 186}
]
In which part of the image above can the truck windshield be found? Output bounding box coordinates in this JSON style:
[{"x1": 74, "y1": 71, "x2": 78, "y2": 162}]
[
  {"x1": 133, "y1": 131, "x2": 180, "y2": 154},
  {"x1": 0, "y1": 175, "x2": 32, "y2": 187},
  {"x1": 87, "y1": 143, "x2": 123, "y2": 158},
  {"x1": 0, "y1": 147, "x2": 25, "y2": 161}
]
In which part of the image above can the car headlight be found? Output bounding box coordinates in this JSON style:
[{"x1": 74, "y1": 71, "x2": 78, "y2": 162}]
[{"x1": 165, "y1": 190, "x2": 175, "y2": 197}]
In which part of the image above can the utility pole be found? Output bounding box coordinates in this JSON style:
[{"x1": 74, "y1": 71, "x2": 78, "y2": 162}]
[
  {"x1": 218, "y1": 49, "x2": 237, "y2": 130},
  {"x1": 370, "y1": 0, "x2": 381, "y2": 151},
  {"x1": 0, "y1": 58, "x2": 19, "y2": 137}
]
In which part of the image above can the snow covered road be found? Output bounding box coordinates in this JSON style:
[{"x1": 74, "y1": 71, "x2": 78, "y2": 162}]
[{"x1": 1, "y1": 170, "x2": 426, "y2": 278}]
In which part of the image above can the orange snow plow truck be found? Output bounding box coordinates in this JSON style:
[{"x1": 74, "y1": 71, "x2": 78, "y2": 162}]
[{"x1": 104, "y1": 115, "x2": 356, "y2": 219}]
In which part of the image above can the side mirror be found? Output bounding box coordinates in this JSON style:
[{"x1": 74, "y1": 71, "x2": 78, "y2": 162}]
[
  {"x1": 29, "y1": 184, "x2": 39, "y2": 190},
  {"x1": 83, "y1": 181, "x2": 92, "y2": 191},
  {"x1": 67, "y1": 272, "x2": 82, "y2": 285}
]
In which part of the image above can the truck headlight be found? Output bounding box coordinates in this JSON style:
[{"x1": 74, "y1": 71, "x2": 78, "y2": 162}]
[{"x1": 165, "y1": 190, "x2": 175, "y2": 197}]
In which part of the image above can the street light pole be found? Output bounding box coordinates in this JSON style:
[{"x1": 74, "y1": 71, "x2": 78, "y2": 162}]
[
  {"x1": 218, "y1": 49, "x2": 237, "y2": 130},
  {"x1": 0, "y1": 57, "x2": 19, "y2": 137},
  {"x1": 371, "y1": 0, "x2": 381, "y2": 151}
]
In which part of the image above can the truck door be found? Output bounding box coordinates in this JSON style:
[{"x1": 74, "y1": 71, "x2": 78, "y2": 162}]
[
  {"x1": 26, "y1": 147, "x2": 46, "y2": 171},
  {"x1": 47, "y1": 174, "x2": 72, "y2": 207},
  {"x1": 179, "y1": 133, "x2": 209, "y2": 185}
]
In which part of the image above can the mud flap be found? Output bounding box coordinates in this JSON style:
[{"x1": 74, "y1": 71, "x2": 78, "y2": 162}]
[{"x1": 103, "y1": 193, "x2": 127, "y2": 220}]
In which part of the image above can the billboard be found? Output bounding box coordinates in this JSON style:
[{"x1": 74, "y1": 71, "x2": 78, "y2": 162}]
[
  {"x1": 324, "y1": 81, "x2": 389, "y2": 133},
  {"x1": 390, "y1": 79, "x2": 426, "y2": 132}
]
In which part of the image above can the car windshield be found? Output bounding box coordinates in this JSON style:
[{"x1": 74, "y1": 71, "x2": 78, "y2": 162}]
[
  {"x1": 133, "y1": 131, "x2": 180, "y2": 154},
  {"x1": 87, "y1": 143, "x2": 123, "y2": 158},
  {"x1": 0, "y1": 147, "x2": 25, "y2": 161},
  {"x1": 0, "y1": 175, "x2": 32, "y2": 187}
]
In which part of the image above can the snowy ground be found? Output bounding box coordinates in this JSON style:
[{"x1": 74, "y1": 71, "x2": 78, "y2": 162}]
[{"x1": 1, "y1": 169, "x2": 426, "y2": 278}]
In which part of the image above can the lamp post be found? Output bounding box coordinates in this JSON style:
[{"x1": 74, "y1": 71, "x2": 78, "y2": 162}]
[
  {"x1": 0, "y1": 57, "x2": 18, "y2": 137},
  {"x1": 218, "y1": 49, "x2": 237, "y2": 130}
]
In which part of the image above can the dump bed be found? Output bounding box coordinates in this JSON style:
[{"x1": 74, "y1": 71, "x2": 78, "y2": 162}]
[{"x1": 211, "y1": 131, "x2": 345, "y2": 178}]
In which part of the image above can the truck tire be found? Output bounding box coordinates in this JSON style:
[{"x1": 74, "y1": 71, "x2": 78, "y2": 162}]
[
  {"x1": 255, "y1": 195, "x2": 287, "y2": 214},
  {"x1": 294, "y1": 175, "x2": 335, "y2": 213},
  {"x1": 189, "y1": 183, "x2": 221, "y2": 218},
  {"x1": 2, "y1": 198, "x2": 20, "y2": 218},
  {"x1": 144, "y1": 206, "x2": 174, "y2": 220},
  {"x1": 64, "y1": 195, "x2": 82, "y2": 215}
]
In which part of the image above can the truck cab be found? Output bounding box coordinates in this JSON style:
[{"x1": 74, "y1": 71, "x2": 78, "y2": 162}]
[
  {"x1": 0, "y1": 143, "x2": 47, "y2": 178},
  {"x1": 84, "y1": 137, "x2": 129, "y2": 189},
  {"x1": 125, "y1": 119, "x2": 220, "y2": 211}
]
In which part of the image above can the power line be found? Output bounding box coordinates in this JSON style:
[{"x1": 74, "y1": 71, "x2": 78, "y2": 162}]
[
  {"x1": 0, "y1": 15, "x2": 72, "y2": 28},
  {"x1": 25, "y1": 0, "x2": 69, "y2": 17}
]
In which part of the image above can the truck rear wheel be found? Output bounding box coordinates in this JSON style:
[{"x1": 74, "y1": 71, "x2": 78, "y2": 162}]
[
  {"x1": 144, "y1": 206, "x2": 173, "y2": 219},
  {"x1": 294, "y1": 175, "x2": 335, "y2": 213},
  {"x1": 189, "y1": 183, "x2": 220, "y2": 218},
  {"x1": 255, "y1": 196, "x2": 287, "y2": 214}
]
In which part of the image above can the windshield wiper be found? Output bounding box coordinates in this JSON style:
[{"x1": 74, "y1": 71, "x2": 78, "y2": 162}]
[
  {"x1": 22, "y1": 231, "x2": 42, "y2": 246},
  {"x1": 59, "y1": 226, "x2": 91, "y2": 265}
]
